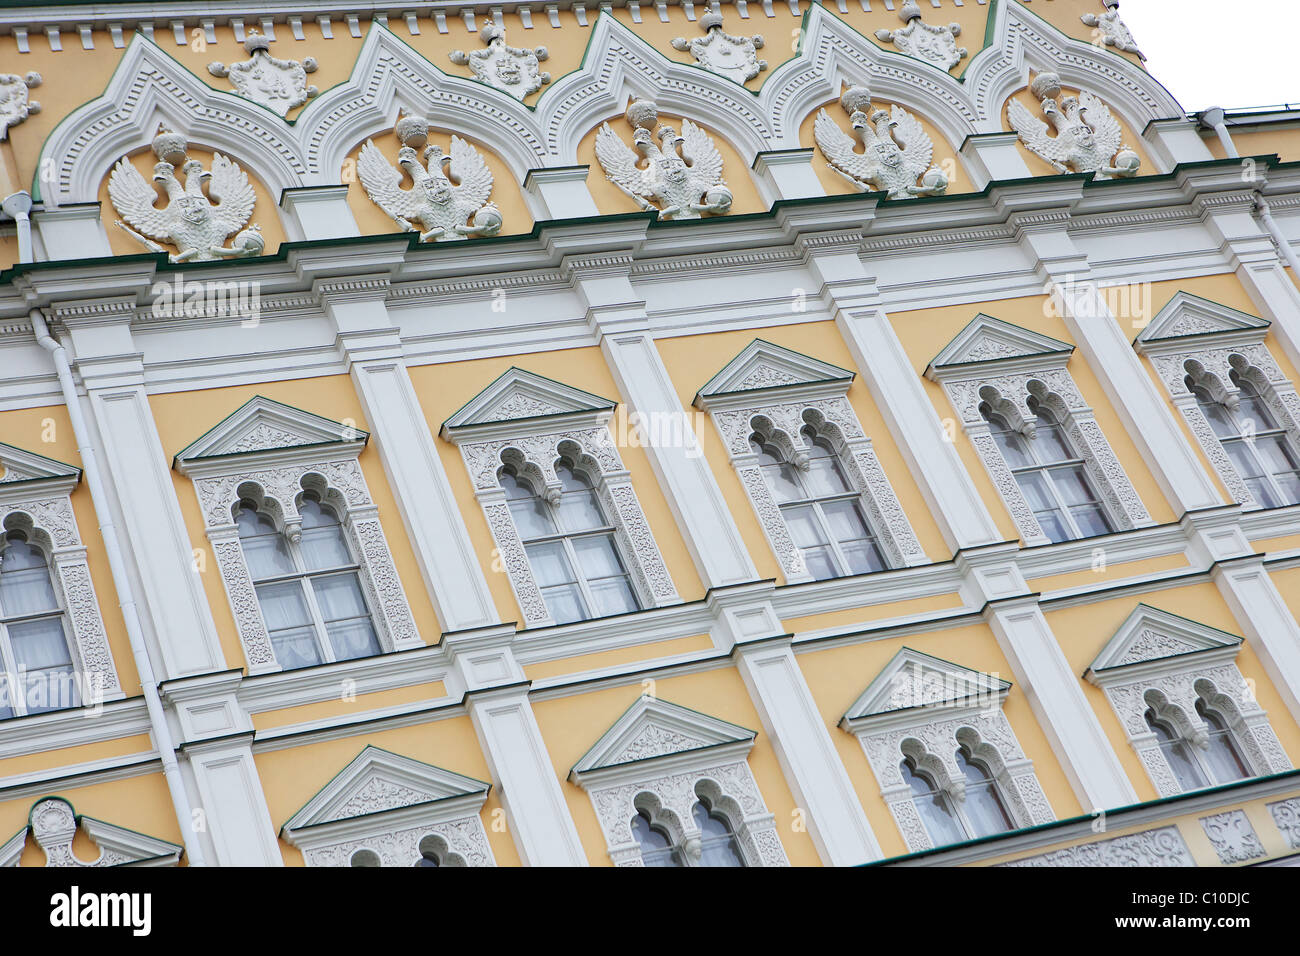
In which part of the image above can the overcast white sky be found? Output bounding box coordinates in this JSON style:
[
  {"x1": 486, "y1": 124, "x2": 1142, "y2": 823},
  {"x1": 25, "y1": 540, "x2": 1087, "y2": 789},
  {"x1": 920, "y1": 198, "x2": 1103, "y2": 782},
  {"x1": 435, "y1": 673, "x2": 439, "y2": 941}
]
[{"x1": 1121, "y1": 0, "x2": 1300, "y2": 112}]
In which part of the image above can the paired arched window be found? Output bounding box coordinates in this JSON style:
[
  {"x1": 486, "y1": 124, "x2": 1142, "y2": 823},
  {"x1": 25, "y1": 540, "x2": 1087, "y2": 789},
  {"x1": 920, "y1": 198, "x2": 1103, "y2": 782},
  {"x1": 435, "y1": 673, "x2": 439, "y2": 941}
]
[
  {"x1": 630, "y1": 796, "x2": 746, "y2": 867},
  {"x1": 235, "y1": 491, "x2": 380, "y2": 670},
  {"x1": 749, "y1": 425, "x2": 885, "y2": 580},
  {"x1": 1144, "y1": 700, "x2": 1250, "y2": 793},
  {"x1": 901, "y1": 748, "x2": 1013, "y2": 848},
  {"x1": 0, "y1": 530, "x2": 78, "y2": 717},
  {"x1": 499, "y1": 461, "x2": 639, "y2": 625},
  {"x1": 983, "y1": 404, "x2": 1112, "y2": 543},
  {"x1": 1188, "y1": 370, "x2": 1300, "y2": 509}
]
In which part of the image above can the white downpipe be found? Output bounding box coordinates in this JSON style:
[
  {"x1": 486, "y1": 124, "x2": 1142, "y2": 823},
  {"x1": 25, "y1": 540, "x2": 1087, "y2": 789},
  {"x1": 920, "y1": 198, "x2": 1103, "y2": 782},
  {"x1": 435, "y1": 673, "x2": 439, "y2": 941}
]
[
  {"x1": 0, "y1": 192, "x2": 33, "y2": 264},
  {"x1": 28, "y1": 307, "x2": 208, "y2": 867}
]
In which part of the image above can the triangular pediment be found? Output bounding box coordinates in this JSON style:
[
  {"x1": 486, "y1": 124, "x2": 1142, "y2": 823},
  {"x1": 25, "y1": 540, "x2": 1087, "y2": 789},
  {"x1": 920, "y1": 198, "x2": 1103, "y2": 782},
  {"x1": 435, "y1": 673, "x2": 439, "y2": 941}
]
[
  {"x1": 570, "y1": 696, "x2": 756, "y2": 782},
  {"x1": 0, "y1": 443, "x2": 80, "y2": 489},
  {"x1": 841, "y1": 648, "x2": 1011, "y2": 727},
  {"x1": 1087, "y1": 605, "x2": 1243, "y2": 679},
  {"x1": 174, "y1": 396, "x2": 367, "y2": 470},
  {"x1": 282, "y1": 747, "x2": 490, "y2": 834},
  {"x1": 694, "y1": 340, "x2": 854, "y2": 409},
  {"x1": 1136, "y1": 292, "x2": 1270, "y2": 346},
  {"x1": 926, "y1": 315, "x2": 1074, "y2": 379},
  {"x1": 441, "y1": 368, "x2": 616, "y2": 441}
]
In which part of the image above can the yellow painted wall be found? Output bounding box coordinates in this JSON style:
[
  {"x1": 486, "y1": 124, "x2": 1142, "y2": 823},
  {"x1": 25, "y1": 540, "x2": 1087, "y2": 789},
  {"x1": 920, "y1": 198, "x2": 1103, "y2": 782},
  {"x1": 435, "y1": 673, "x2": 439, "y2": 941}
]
[
  {"x1": 890, "y1": 294, "x2": 1178, "y2": 540},
  {"x1": 0, "y1": 405, "x2": 138, "y2": 696},
  {"x1": 1205, "y1": 125, "x2": 1300, "y2": 163},
  {"x1": 1045, "y1": 583, "x2": 1300, "y2": 802},
  {"x1": 1028, "y1": 552, "x2": 1190, "y2": 595},
  {"x1": 522, "y1": 632, "x2": 713, "y2": 682},
  {"x1": 148, "y1": 376, "x2": 443, "y2": 670},
  {"x1": 781, "y1": 590, "x2": 966, "y2": 637},
  {"x1": 656, "y1": 320, "x2": 954, "y2": 583},
  {"x1": 0, "y1": 733, "x2": 153, "y2": 781},
  {"x1": 796, "y1": 622, "x2": 1085, "y2": 858},
  {"x1": 408, "y1": 348, "x2": 706, "y2": 626},
  {"x1": 252, "y1": 713, "x2": 520, "y2": 866},
  {"x1": 251, "y1": 680, "x2": 447, "y2": 730},
  {"x1": 531, "y1": 666, "x2": 821, "y2": 865}
]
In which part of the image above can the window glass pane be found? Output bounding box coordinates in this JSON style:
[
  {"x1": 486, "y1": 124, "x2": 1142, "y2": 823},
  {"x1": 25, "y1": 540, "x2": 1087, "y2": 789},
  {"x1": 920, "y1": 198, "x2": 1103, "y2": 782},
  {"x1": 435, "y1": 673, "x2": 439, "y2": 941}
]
[
  {"x1": 840, "y1": 539, "x2": 886, "y2": 575},
  {"x1": 631, "y1": 812, "x2": 680, "y2": 867},
  {"x1": 820, "y1": 499, "x2": 870, "y2": 542},
  {"x1": 0, "y1": 539, "x2": 60, "y2": 616},
  {"x1": 1051, "y1": 466, "x2": 1099, "y2": 506},
  {"x1": 782, "y1": 505, "x2": 829, "y2": 548},
  {"x1": 957, "y1": 750, "x2": 1013, "y2": 838},
  {"x1": 9, "y1": 617, "x2": 78, "y2": 713},
  {"x1": 799, "y1": 546, "x2": 838, "y2": 581},
  {"x1": 326, "y1": 618, "x2": 381, "y2": 661},
  {"x1": 570, "y1": 534, "x2": 624, "y2": 579},
  {"x1": 555, "y1": 466, "x2": 606, "y2": 531},
  {"x1": 1033, "y1": 422, "x2": 1074, "y2": 463},
  {"x1": 763, "y1": 460, "x2": 805, "y2": 503},
  {"x1": 901, "y1": 759, "x2": 966, "y2": 846},
  {"x1": 749, "y1": 437, "x2": 781, "y2": 466},
  {"x1": 1224, "y1": 440, "x2": 1266, "y2": 480},
  {"x1": 1255, "y1": 435, "x2": 1300, "y2": 475},
  {"x1": 1237, "y1": 389, "x2": 1277, "y2": 434},
  {"x1": 804, "y1": 455, "x2": 852, "y2": 497},
  {"x1": 1273, "y1": 471, "x2": 1300, "y2": 506},
  {"x1": 1016, "y1": 471, "x2": 1057, "y2": 512},
  {"x1": 587, "y1": 576, "x2": 640, "y2": 618},
  {"x1": 693, "y1": 801, "x2": 745, "y2": 867},
  {"x1": 1034, "y1": 509, "x2": 1072, "y2": 544},
  {"x1": 254, "y1": 581, "x2": 322, "y2": 669},
  {"x1": 237, "y1": 508, "x2": 296, "y2": 579},
  {"x1": 1202, "y1": 401, "x2": 1239, "y2": 438},
  {"x1": 540, "y1": 584, "x2": 588, "y2": 625},
  {"x1": 1069, "y1": 504, "x2": 1113, "y2": 538},
  {"x1": 508, "y1": 498, "x2": 558, "y2": 540},
  {"x1": 524, "y1": 541, "x2": 577, "y2": 587},
  {"x1": 1244, "y1": 476, "x2": 1281, "y2": 510},
  {"x1": 1197, "y1": 702, "x2": 1250, "y2": 784},
  {"x1": 299, "y1": 504, "x2": 352, "y2": 571},
  {"x1": 311, "y1": 573, "x2": 381, "y2": 660},
  {"x1": 1145, "y1": 711, "x2": 1209, "y2": 791}
]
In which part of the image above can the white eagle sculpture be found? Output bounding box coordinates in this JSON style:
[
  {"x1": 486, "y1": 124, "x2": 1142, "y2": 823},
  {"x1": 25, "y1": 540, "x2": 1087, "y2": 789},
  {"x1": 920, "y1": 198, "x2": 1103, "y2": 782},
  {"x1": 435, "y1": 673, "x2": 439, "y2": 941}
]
[
  {"x1": 1007, "y1": 73, "x2": 1140, "y2": 180},
  {"x1": 813, "y1": 86, "x2": 948, "y2": 200},
  {"x1": 357, "y1": 115, "x2": 503, "y2": 243},
  {"x1": 108, "y1": 129, "x2": 262, "y2": 262},
  {"x1": 594, "y1": 100, "x2": 732, "y2": 220}
]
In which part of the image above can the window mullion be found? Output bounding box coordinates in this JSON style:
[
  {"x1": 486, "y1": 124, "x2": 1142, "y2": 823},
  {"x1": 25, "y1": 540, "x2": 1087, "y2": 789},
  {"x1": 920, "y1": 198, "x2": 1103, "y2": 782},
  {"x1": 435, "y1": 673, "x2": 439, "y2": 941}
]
[
  {"x1": 0, "y1": 622, "x2": 21, "y2": 717},
  {"x1": 562, "y1": 535, "x2": 598, "y2": 618},
  {"x1": 299, "y1": 574, "x2": 335, "y2": 664},
  {"x1": 810, "y1": 499, "x2": 849, "y2": 576},
  {"x1": 1040, "y1": 465, "x2": 1085, "y2": 539}
]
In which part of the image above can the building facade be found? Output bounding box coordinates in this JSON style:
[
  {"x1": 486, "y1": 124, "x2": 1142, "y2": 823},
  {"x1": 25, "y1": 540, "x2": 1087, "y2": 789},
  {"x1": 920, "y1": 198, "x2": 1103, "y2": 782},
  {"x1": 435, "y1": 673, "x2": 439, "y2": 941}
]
[{"x1": 1, "y1": 0, "x2": 1300, "y2": 867}]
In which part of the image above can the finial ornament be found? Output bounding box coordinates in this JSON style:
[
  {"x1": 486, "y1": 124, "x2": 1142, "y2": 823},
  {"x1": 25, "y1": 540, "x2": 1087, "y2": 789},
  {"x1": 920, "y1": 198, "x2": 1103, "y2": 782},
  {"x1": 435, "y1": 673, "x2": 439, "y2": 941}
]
[
  {"x1": 1081, "y1": 1, "x2": 1145, "y2": 60},
  {"x1": 357, "y1": 115, "x2": 503, "y2": 242},
  {"x1": 0, "y1": 71, "x2": 41, "y2": 141},
  {"x1": 874, "y1": 1, "x2": 967, "y2": 72},
  {"x1": 208, "y1": 29, "x2": 318, "y2": 117},
  {"x1": 594, "y1": 99, "x2": 733, "y2": 220},
  {"x1": 108, "y1": 128, "x2": 263, "y2": 262},
  {"x1": 1007, "y1": 72, "x2": 1140, "y2": 179},
  {"x1": 813, "y1": 85, "x2": 948, "y2": 200},
  {"x1": 671, "y1": 12, "x2": 766, "y2": 84},
  {"x1": 450, "y1": 24, "x2": 550, "y2": 101}
]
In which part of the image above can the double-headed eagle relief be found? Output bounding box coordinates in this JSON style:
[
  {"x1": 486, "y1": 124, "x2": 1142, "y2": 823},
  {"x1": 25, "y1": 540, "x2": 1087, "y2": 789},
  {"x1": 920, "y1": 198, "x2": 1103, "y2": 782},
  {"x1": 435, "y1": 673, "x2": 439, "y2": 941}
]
[
  {"x1": 109, "y1": 129, "x2": 264, "y2": 262},
  {"x1": 1007, "y1": 73, "x2": 1140, "y2": 180},
  {"x1": 671, "y1": 12, "x2": 766, "y2": 85},
  {"x1": 450, "y1": 24, "x2": 550, "y2": 101},
  {"x1": 0, "y1": 71, "x2": 40, "y2": 141},
  {"x1": 208, "y1": 29, "x2": 319, "y2": 117},
  {"x1": 814, "y1": 86, "x2": 948, "y2": 200},
  {"x1": 595, "y1": 100, "x2": 732, "y2": 221},
  {"x1": 874, "y1": 0, "x2": 966, "y2": 73},
  {"x1": 358, "y1": 115, "x2": 503, "y2": 242}
]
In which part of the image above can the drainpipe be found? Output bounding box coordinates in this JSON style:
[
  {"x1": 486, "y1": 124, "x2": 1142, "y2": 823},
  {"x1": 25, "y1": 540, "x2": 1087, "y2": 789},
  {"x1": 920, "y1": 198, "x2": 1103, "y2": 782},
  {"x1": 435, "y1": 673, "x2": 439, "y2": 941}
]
[
  {"x1": 1200, "y1": 107, "x2": 1300, "y2": 303},
  {"x1": 27, "y1": 306, "x2": 208, "y2": 868},
  {"x1": 1, "y1": 191, "x2": 33, "y2": 264}
]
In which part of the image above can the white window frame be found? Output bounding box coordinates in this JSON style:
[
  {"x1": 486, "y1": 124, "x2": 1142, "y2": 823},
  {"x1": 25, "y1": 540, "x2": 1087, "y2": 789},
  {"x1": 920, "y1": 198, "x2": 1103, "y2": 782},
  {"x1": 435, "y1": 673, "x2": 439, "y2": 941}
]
[
  {"x1": 175, "y1": 397, "x2": 423, "y2": 674},
  {"x1": 281, "y1": 746, "x2": 496, "y2": 867},
  {"x1": 840, "y1": 648, "x2": 1056, "y2": 854},
  {"x1": 927, "y1": 314, "x2": 1152, "y2": 546},
  {"x1": 569, "y1": 695, "x2": 790, "y2": 867},
  {"x1": 441, "y1": 369, "x2": 679, "y2": 629},
  {"x1": 1086, "y1": 604, "x2": 1292, "y2": 798},
  {"x1": 1136, "y1": 292, "x2": 1300, "y2": 511},
  {"x1": 695, "y1": 340, "x2": 927, "y2": 581},
  {"x1": 0, "y1": 443, "x2": 122, "y2": 712}
]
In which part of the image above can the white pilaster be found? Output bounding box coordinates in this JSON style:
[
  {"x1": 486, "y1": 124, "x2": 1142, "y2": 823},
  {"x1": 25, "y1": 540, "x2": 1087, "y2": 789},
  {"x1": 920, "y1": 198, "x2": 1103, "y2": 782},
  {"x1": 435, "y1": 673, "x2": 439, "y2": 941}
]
[
  {"x1": 523, "y1": 166, "x2": 599, "y2": 220},
  {"x1": 1142, "y1": 118, "x2": 1215, "y2": 171},
  {"x1": 751, "y1": 149, "x2": 825, "y2": 204},
  {"x1": 33, "y1": 203, "x2": 113, "y2": 260},
  {"x1": 279, "y1": 185, "x2": 361, "y2": 242},
  {"x1": 960, "y1": 132, "x2": 1033, "y2": 189}
]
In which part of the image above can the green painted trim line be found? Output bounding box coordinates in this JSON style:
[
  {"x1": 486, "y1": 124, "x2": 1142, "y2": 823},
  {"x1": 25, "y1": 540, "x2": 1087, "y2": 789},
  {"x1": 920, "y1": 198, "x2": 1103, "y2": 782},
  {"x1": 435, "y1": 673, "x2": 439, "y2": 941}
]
[{"x1": 863, "y1": 765, "x2": 1300, "y2": 866}]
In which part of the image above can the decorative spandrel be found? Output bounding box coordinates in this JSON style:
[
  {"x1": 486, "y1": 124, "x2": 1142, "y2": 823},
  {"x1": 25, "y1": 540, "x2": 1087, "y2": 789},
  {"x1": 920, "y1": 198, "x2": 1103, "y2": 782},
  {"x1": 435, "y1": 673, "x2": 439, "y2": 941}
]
[
  {"x1": 813, "y1": 85, "x2": 948, "y2": 200},
  {"x1": 0, "y1": 71, "x2": 40, "y2": 141},
  {"x1": 594, "y1": 99, "x2": 732, "y2": 221},
  {"x1": 357, "y1": 114, "x2": 503, "y2": 242},
  {"x1": 874, "y1": 0, "x2": 967, "y2": 73},
  {"x1": 108, "y1": 129, "x2": 264, "y2": 262},
  {"x1": 207, "y1": 30, "x2": 319, "y2": 117},
  {"x1": 1007, "y1": 73, "x2": 1140, "y2": 179},
  {"x1": 671, "y1": 12, "x2": 766, "y2": 85},
  {"x1": 449, "y1": 24, "x2": 550, "y2": 101}
]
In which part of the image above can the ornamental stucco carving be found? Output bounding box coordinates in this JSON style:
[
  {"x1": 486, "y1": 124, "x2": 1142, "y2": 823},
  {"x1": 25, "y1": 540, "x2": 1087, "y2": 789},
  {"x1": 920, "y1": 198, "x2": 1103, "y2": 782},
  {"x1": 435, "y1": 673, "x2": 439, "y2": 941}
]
[
  {"x1": 671, "y1": 12, "x2": 766, "y2": 85},
  {"x1": 1081, "y1": 3, "x2": 1145, "y2": 60},
  {"x1": 24, "y1": 798, "x2": 179, "y2": 867},
  {"x1": 874, "y1": 0, "x2": 967, "y2": 72},
  {"x1": 1008, "y1": 72, "x2": 1140, "y2": 179},
  {"x1": 305, "y1": 818, "x2": 493, "y2": 868},
  {"x1": 1268, "y1": 797, "x2": 1300, "y2": 849},
  {"x1": 595, "y1": 99, "x2": 732, "y2": 220},
  {"x1": 207, "y1": 30, "x2": 319, "y2": 117},
  {"x1": 1200, "y1": 810, "x2": 1265, "y2": 864},
  {"x1": 108, "y1": 129, "x2": 264, "y2": 262},
  {"x1": 358, "y1": 114, "x2": 502, "y2": 242},
  {"x1": 814, "y1": 85, "x2": 947, "y2": 200},
  {"x1": 450, "y1": 24, "x2": 550, "y2": 101},
  {"x1": 0, "y1": 71, "x2": 39, "y2": 140},
  {"x1": 1002, "y1": 826, "x2": 1194, "y2": 866}
]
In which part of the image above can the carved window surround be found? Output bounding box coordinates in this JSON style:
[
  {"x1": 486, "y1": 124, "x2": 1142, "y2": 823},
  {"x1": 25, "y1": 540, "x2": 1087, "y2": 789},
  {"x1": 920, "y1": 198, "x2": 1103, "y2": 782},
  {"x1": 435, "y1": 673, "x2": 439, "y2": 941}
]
[
  {"x1": 1, "y1": 796, "x2": 182, "y2": 867},
  {"x1": 0, "y1": 443, "x2": 122, "y2": 706},
  {"x1": 695, "y1": 339, "x2": 927, "y2": 581},
  {"x1": 175, "y1": 397, "x2": 423, "y2": 674},
  {"x1": 569, "y1": 695, "x2": 789, "y2": 867},
  {"x1": 1085, "y1": 604, "x2": 1292, "y2": 798},
  {"x1": 927, "y1": 314, "x2": 1152, "y2": 546},
  {"x1": 441, "y1": 368, "x2": 679, "y2": 629},
  {"x1": 1135, "y1": 292, "x2": 1300, "y2": 511},
  {"x1": 840, "y1": 648, "x2": 1056, "y2": 854},
  {"x1": 281, "y1": 746, "x2": 496, "y2": 867}
]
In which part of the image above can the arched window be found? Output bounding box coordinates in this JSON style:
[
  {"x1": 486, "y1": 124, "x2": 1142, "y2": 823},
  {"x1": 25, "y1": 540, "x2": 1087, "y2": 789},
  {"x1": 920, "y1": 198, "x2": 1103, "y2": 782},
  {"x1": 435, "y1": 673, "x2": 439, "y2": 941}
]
[
  {"x1": 1196, "y1": 699, "x2": 1250, "y2": 785},
  {"x1": 983, "y1": 404, "x2": 1112, "y2": 543},
  {"x1": 1144, "y1": 708, "x2": 1209, "y2": 792},
  {"x1": 1188, "y1": 373, "x2": 1300, "y2": 509},
  {"x1": 693, "y1": 796, "x2": 745, "y2": 867},
  {"x1": 630, "y1": 809, "x2": 682, "y2": 867},
  {"x1": 900, "y1": 751, "x2": 1013, "y2": 847},
  {"x1": 349, "y1": 849, "x2": 381, "y2": 867},
  {"x1": 956, "y1": 747, "x2": 1013, "y2": 838},
  {"x1": 749, "y1": 425, "x2": 885, "y2": 580},
  {"x1": 629, "y1": 799, "x2": 747, "y2": 867},
  {"x1": 235, "y1": 492, "x2": 380, "y2": 670},
  {"x1": 499, "y1": 461, "x2": 639, "y2": 625},
  {"x1": 416, "y1": 835, "x2": 444, "y2": 867},
  {"x1": 0, "y1": 530, "x2": 78, "y2": 718},
  {"x1": 901, "y1": 757, "x2": 965, "y2": 847}
]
